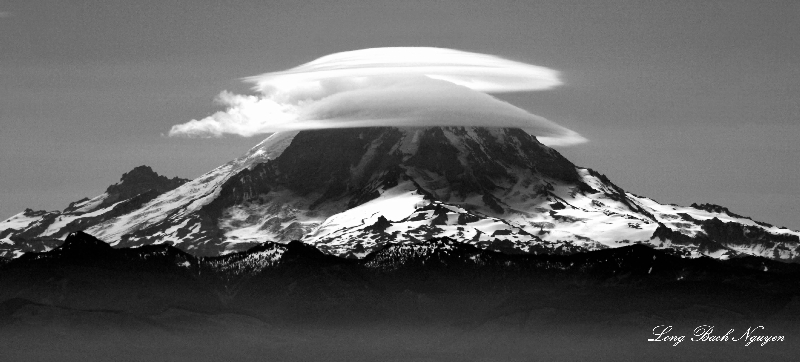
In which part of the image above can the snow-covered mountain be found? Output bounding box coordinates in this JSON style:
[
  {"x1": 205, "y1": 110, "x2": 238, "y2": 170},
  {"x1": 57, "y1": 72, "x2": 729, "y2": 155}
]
[
  {"x1": 2, "y1": 127, "x2": 799, "y2": 261},
  {"x1": 0, "y1": 166, "x2": 188, "y2": 258}
]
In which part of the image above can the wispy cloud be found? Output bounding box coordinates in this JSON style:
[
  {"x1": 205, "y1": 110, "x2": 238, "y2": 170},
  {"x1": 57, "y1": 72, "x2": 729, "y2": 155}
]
[{"x1": 169, "y1": 47, "x2": 586, "y2": 146}]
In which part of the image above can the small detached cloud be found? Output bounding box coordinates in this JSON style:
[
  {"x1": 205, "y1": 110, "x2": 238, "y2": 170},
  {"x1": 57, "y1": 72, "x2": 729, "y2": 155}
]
[
  {"x1": 0, "y1": 11, "x2": 12, "y2": 18},
  {"x1": 169, "y1": 47, "x2": 586, "y2": 146}
]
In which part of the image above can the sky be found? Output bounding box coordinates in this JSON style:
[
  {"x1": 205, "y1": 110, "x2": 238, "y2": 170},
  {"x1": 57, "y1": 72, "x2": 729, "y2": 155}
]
[{"x1": 1, "y1": 0, "x2": 798, "y2": 229}]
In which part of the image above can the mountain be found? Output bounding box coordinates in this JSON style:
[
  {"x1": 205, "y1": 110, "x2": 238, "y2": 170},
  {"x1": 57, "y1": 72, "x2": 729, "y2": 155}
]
[
  {"x1": 0, "y1": 166, "x2": 188, "y2": 258},
  {"x1": 3, "y1": 231, "x2": 800, "y2": 362},
  {"x1": 7, "y1": 230, "x2": 800, "y2": 303},
  {"x1": 4, "y1": 230, "x2": 800, "y2": 326},
  {"x1": 2, "y1": 127, "x2": 799, "y2": 261}
]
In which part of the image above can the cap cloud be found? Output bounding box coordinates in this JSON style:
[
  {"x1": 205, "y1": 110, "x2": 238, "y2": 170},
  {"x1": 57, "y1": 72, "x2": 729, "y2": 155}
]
[{"x1": 169, "y1": 47, "x2": 586, "y2": 146}]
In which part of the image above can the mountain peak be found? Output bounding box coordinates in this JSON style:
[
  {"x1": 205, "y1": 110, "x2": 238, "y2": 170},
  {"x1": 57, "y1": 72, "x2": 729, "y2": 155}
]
[
  {"x1": 93, "y1": 165, "x2": 189, "y2": 210},
  {"x1": 60, "y1": 231, "x2": 113, "y2": 251},
  {"x1": 3, "y1": 126, "x2": 799, "y2": 263},
  {"x1": 107, "y1": 165, "x2": 188, "y2": 197},
  {"x1": 119, "y1": 165, "x2": 159, "y2": 181},
  {"x1": 267, "y1": 126, "x2": 578, "y2": 201}
]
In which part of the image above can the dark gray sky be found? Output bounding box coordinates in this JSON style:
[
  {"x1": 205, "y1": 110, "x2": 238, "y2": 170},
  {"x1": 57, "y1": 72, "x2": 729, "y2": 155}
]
[{"x1": 2, "y1": 0, "x2": 798, "y2": 229}]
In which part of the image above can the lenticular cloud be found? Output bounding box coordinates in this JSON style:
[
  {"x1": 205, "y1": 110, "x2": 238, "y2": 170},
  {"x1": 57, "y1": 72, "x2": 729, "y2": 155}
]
[{"x1": 168, "y1": 47, "x2": 586, "y2": 146}]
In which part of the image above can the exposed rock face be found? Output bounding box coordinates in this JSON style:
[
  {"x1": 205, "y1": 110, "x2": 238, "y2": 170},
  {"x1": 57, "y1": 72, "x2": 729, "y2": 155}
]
[
  {"x1": 2, "y1": 127, "x2": 799, "y2": 262},
  {"x1": 101, "y1": 166, "x2": 188, "y2": 208}
]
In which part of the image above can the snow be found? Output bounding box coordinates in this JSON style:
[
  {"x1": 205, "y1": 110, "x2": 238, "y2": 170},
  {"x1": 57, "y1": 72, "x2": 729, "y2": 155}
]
[
  {"x1": 394, "y1": 128, "x2": 423, "y2": 156},
  {"x1": 467, "y1": 219, "x2": 512, "y2": 234},
  {"x1": 206, "y1": 246, "x2": 286, "y2": 275},
  {"x1": 87, "y1": 132, "x2": 295, "y2": 244},
  {"x1": 308, "y1": 181, "x2": 426, "y2": 239},
  {"x1": 703, "y1": 249, "x2": 732, "y2": 260},
  {"x1": 158, "y1": 218, "x2": 193, "y2": 243},
  {"x1": 306, "y1": 188, "x2": 545, "y2": 257},
  {"x1": 71, "y1": 193, "x2": 109, "y2": 213},
  {"x1": 479, "y1": 169, "x2": 658, "y2": 249},
  {"x1": 40, "y1": 197, "x2": 131, "y2": 237},
  {"x1": 243, "y1": 131, "x2": 299, "y2": 165},
  {"x1": 4, "y1": 127, "x2": 799, "y2": 262},
  {"x1": 300, "y1": 139, "x2": 800, "y2": 260},
  {"x1": 218, "y1": 188, "x2": 335, "y2": 244},
  {"x1": 89, "y1": 161, "x2": 238, "y2": 242},
  {"x1": 1, "y1": 211, "x2": 42, "y2": 231}
]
